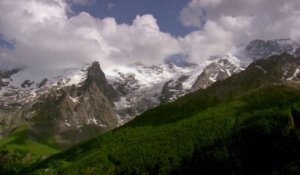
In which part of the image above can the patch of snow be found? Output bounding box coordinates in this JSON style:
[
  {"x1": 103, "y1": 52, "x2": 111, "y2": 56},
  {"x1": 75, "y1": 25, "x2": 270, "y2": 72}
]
[
  {"x1": 182, "y1": 61, "x2": 211, "y2": 90},
  {"x1": 65, "y1": 120, "x2": 71, "y2": 127},
  {"x1": 255, "y1": 65, "x2": 267, "y2": 73},
  {"x1": 76, "y1": 125, "x2": 83, "y2": 129},
  {"x1": 69, "y1": 95, "x2": 79, "y2": 103},
  {"x1": 99, "y1": 123, "x2": 107, "y2": 127},
  {"x1": 105, "y1": 62, "x2": 195, "y2": 91},
  {"x1": 225, "y1": 68, "x2": 231, "y2": 76},
  {"x1": 114, "y1": 97, "x2": 131, "y2": 110},
  {"x1": 30, "y1": 91, "x2": 37, "y2": 98},
  {"x1": 287, "y1": 68, "x2": 300, "y2": 81},
  {"x1": 209, "y1": 76, "x2": 217, "y2": 82},
  {"x1": 116, "y1": 113, "x2": 131, "y2": 126},
  {"x1": 91, "y1": 118, "x2": 98, "y2": 125}
]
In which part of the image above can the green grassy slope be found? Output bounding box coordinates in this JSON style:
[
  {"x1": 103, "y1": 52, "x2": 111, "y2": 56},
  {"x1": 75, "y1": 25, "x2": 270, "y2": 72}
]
[
  {"x1": 0, "y1": 125, "x2": 59, "y2": 155},
  {"x1": 23, "y1": 85, "x2": 300, "y2": 175},
  {"x1": 0, "y1": 125, "x2": 60, "y2": 174}
]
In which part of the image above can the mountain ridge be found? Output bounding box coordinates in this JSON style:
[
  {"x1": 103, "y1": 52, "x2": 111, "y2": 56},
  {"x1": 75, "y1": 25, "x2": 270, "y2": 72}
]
[
  {"x1": 1, "y1": 39, "x2": 300, "y2": 174},
  {"x1": 20, "y1": 52, "x2": 300, "y2": 175}
]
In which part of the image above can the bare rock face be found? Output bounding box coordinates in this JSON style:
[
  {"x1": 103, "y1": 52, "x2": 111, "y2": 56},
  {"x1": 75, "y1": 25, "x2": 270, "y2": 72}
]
[
  {"x1": 0, "y1": 68, "x2": 21, "y2": 88},
  {"x1": 0, "y1": 68, "x2": 21, "y2": 79},
  {"x1": 36, "y1": 78, "x2": 48, "y2": 88},
  {"x1": 83, "y1": 61, "x2": 119, "y2": 103},
  {"x1": 21, "y1": 80, "x2": 35, "y2": 88},
  {"x1": 0, "y1": 79, "x2": 8, "y2": 87},
  {"x1": 30, "y1": 62, "x2": 119, "y2": 148},
  {"x1": 192, "y1": 59, "x2": 244, "y2": 91},
  {"x1": 0, "y1": 110, "x2": 34, "y2": 139},
  {"x1": 245, "y1": 39, "x2": 300, "y2": 61},
  {"x1": 160, "y1": 75, "x2": 189, "y2": 103},
  {"x1": 113, "y1": 72, "x2": 139, "y2": 96}
]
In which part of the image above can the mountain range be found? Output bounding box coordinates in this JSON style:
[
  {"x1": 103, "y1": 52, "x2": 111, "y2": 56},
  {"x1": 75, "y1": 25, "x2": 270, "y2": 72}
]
[
  {"x1": 20, "y1": 52, "x2": 300, "y2": 175},
  {"x1": 1, "y1": 38, "x2": 300, "y2": 174}
]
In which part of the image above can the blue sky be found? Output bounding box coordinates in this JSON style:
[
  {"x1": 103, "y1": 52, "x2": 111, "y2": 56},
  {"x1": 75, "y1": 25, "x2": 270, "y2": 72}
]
[
  {"x1": 0, "y1": 38, "x2": 15, "y2": 50},
  {"x1": 70, "y1": 0, "x2": 195, "y2": 36}
]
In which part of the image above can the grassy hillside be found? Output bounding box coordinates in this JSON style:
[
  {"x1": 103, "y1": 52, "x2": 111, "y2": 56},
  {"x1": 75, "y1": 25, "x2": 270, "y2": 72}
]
[
  {"x1": 0, "y1": 125, "x2": 60, "y2": 174},
  {"x1": 22, "y1": 84, "x2": 300, "y2": 175},
  {"x1": 0, "y1": 126, "x2": 59, "y2": 154}
]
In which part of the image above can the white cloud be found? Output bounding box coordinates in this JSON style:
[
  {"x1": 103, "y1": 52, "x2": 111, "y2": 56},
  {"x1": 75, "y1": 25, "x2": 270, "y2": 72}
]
[
  {"x1": 0, "y1": 0, "x2": 240, "y2": 73},
  {"x1": 0, "y1": 0, "x2": 181, "y2": 79},
  {"x1": 1, "y1": 0, "x2": 298, "y2": 82},
  {"x1": 180, "y1": 0, "x2": 300, "y2": 44},
  {"x1": 179, "y1": 21, "x2": 234, "y2": 62}
]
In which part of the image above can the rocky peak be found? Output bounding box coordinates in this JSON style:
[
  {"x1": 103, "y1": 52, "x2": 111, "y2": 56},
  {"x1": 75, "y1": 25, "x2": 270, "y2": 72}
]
[
  {"x1": 191, "y1": 57, "x2": 244, "y2": 91},
  {"x1": 0, "y1": 61, "x2": 121, "y2": 148},
  {"x1": 87, "y1": 61, "x2": 106, "y2": 79},
  {"x1": 245, "y1": 39, "x2": 300, "y2": 61},
  {"x1": 83, "y1": 61, "x2": 119, "y2": 102}
]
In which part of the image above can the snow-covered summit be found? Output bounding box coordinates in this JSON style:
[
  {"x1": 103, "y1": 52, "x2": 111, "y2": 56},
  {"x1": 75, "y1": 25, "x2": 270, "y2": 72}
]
[
  {"x1": 0, "y1": 65, "x2": 88, "y2": 110},
  {"x1": 1, "y1": 38, "x2": 300, "y2": 124},
  {"x1": 244, "y1": 38, "x2": 300, "y2": 61},
  {"x1": 104, "y1": 60, "x2": 203, "y2": 123}
]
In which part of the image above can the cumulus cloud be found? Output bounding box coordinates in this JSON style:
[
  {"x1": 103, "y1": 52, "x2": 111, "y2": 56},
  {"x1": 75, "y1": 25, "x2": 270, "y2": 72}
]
[
  {"x1": 0, "y1": 0, "x2": 236, "y2": 73},
  {"x1": 1, "y1": 0, "x2": 298, "y2": 80},
  {"x1": 179, "y1": 0, "x2": 300, "y2": 44},
  {"x1": 179, "y1": 21, "x2": 234, "y2": 62},
  {"x1": 0, "y1": 0, "x2": 181, "y2": 78}
]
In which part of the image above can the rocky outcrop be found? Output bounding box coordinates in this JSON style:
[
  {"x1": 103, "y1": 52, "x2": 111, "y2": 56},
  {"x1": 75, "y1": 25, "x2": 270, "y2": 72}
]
[
  {"x1": 245, "y1": 39, "x2": 300, "y2": 61},
  {"x1": 160, "y1": 75, "x2": 189, "y2": 103},
  {"x1": 0, "y1": 79, "x2": 8, "y2": 87},
  {"x1": 36, "y1": 78, "x2": 48, "y2": 88},
  {"x1": 113, "y1": 73, "x2": 139, "y2": 96},
  {"x1": 0, "y1": 68, "x2": 21, "y2": 88},
  {"x1": 0, "y1": 68, "x2": 21, "y2": 79},
  {"x1": 21, "y1": 80, "x2": 35, "y2": 88},
  {"x1": 31, "y1": 62, "x2": 119, "y2": 148},
  {"x1": 192, "y1": 59, "x2": 243, "y2": 91},
  {"x1": 82, "y1": 61, "x2": 119, "y2": 103}
]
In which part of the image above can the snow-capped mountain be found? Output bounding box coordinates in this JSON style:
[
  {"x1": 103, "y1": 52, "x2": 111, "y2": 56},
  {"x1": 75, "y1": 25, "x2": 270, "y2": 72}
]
[
  {"x1": 189, "y1": 38, "x2": 300, "y2": 93},
  {"x1": 1, "y1": 39, "x2": 299, "y2": 117},
  {"x1": 0, "y1": 61, "x2": 121, "y2": 146},
  {"x1": 191, "y1": 55, "x2": 246, "y2": 91},
  {"x1": 1, "y1": 38, "x2": 300, "y2": 146},
  {"x1": 0, "y1": 66, "x2": 87, "y2": 110},
  {"x1": 244, "y1": 39, "x2": 300, "y2": 61},
  {"x1": 105, "y1": 60, "x2": 203, "y2": 123}
]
